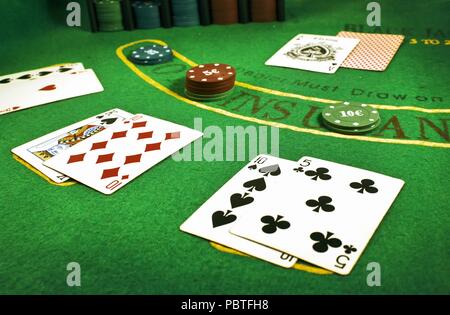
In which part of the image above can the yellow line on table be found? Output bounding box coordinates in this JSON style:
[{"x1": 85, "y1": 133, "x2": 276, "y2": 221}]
[
  {"x1": 116, "y1": 39, "x2": 450, "y2": 149},
  {"x1": 210, "y1": 242, "x2": 333, "y2": 275},
  {"x1": 153, "y1": 39, "x2": 450, "y2": 114},
  {"x1": 12, "y1": 154, "x2": 76, "y2": 187},
  {"x1": 237, "y1": 81, "x2": 450, "y2": 113}
]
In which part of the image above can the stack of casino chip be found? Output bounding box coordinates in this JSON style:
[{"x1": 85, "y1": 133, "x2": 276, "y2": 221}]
[
  {"x1": 132, "y1": 1, "x2": 161, "y2": 29},
  {"x1": 211, "y1": 0, "x2": 239, "y2": 25},
  {"x1": 185, "y1": 64, "x2": 236, "y2": 102},
  {"x1": 128, "y1": 44, "x2": 173, "y2": 65},
  {"x1": 94, "y1": 0, "x2": 124, "y2": 32},
  {"x1": 171, "y1": 0, "x2": 200, "y2": 27},
  {"x1": 251, "y1": 0, "x2": 277, "y2": 22},
  {"x1": 321, "y1": 101, "x2": 381, "y2": 134}
]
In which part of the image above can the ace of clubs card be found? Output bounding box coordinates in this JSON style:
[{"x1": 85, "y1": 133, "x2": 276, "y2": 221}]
[{"x1": 265, "y1": 34, "x2": 360, "y2": 73}]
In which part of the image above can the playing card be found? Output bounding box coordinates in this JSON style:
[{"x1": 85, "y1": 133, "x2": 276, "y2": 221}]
[
  {"x1": 0, "y1": 63, "x2": 85, "y2": 114},
  {"x1": 0, "y1": 63, "x2": 85, "y2": 90},
  {"x1": 0, "y1": 68, "x2": 103, "y2": 115},
  {"x1": 44, "y1": 114, "x2": 203, "y2": 194},
  {"x1": 230, "y1": 156, "x2": 404, "y2": 275},
  {"x1": 180, "y1": 155, "x2": 298, "y2": 268},
  {"x1": 265, "y1": 34, "x2": 360, "y2": 74},
  {"x1": 337, "y1": 32, "x2": 405, "y2": 71},
  {"x1": 12, "y1": 108, "x2": 133, "y2": 183}
]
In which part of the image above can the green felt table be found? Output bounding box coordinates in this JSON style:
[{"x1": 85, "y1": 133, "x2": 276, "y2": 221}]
[{"x1": 0, "y1": 0, "x2": 449, "y2": 294}]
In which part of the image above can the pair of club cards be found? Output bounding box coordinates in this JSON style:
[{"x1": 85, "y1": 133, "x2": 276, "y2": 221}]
[
  {"x1": 12, "y1": 108, "x2": 203, "y2": 194},
  {"x1": 180, "y1": 154, "x2": 404, "y2": 275},
  {"x1": 266, "y1": 32, "x2": 404, "y2": 73},
  {"x1": 0, "y1": 63, "x2": 103, "y2": 115}
]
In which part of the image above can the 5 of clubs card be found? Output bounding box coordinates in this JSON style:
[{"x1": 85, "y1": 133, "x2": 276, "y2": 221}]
[{"x1": 230, "y1": 156, "x2": 404, "y2": 275}]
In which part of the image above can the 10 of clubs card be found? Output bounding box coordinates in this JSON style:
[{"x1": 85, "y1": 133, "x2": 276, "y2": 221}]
[
  {"x1": 265, "y1": 34, "x2": 360, "y2": 73},
  {"x1": 180, "y1": 155, "x2": 298, "y2": 268},
  {"x1": 12, "y1": 108, "x2": 133, "y2": 183},
  {"x1": 231, "y1": 156, "x2": 404, "y2": 275}
]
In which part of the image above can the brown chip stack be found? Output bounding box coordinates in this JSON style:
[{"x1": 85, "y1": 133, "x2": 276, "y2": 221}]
[
  {"x1": 211, "y1": 0, "x2": 239, "y2": 25},
  {"x1": 185, "y1": 64, "x2": 236, "y2": 101},
  {"x1": 251, "y1": 0, "x2": 277, "y2": 22}
]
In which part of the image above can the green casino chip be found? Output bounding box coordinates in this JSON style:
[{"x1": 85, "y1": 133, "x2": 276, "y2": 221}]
[
  {"x1": 321, "y1": 101, "x2": 380, "y2": 129},
  {"x1": 322, "y1": 118, "x2": 381, "y2": 134},
  {"x1": 132, "y1": 1, "x2": 161, "y2": 29},
  {"x1": 94, "y1": 0, "x2": 124, "y2": 31}
]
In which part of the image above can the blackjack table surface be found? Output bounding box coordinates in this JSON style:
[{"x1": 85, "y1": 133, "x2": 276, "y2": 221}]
[{"x1": 0, "y1": 0, "x2": 448, "y2": 294}]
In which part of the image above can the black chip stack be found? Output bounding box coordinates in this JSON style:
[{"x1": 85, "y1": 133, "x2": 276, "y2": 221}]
[{"x1": 171, "y1": 0, "x2": 200, "y2": 27}]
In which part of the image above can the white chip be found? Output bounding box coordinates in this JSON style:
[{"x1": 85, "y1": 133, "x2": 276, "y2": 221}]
[
  {"x1": 334, "y1": 120, "x2": 341, "y2": 123},
  {"x1": 189, "y1": 75, "x2": 195, "y2": 79},
  {"x1": 353, "y1": 122, "x2": 359, "y2": 126},
  {"x1": 218, "y1": 77, "x2": 224, "y2": 81},
  {"x1": 201, "y1": 79, "x2": 207, "y2": 82},
  {"x1": 343, "y1": 102, "x2": 350, "y2": 105},
  {"x1": 199, "y1": 65, "x2": 205, "y2": 68},
  {"x1": 361, "y1": 104, "x2": 367, "y2": 107},
  {"x1": 214, "y1": 63, "x2": 220, "y2": 66}
]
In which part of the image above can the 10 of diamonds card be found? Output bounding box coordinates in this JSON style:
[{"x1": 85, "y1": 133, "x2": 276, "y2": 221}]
[
  {"x1": 44, "y1": 113, "x2": 203, "y2": 194},
  {"x1": 12, "y1": 108, "x2": 132, "y2": 183}
]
